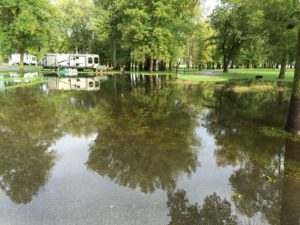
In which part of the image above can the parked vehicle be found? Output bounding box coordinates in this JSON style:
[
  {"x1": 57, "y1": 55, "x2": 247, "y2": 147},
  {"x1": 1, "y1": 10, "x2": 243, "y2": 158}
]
[
  {"x1": 8, "y1": 54, "x2": 37, "y2": 66},
  {"x1": 42, "y1": 53, "x2": 100, "y2": 70}
]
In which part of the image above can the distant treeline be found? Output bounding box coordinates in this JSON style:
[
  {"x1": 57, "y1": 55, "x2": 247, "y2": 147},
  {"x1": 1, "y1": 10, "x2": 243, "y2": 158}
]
[{"x1": 0, "y1": 0, "x2": 299, "y2": 77}]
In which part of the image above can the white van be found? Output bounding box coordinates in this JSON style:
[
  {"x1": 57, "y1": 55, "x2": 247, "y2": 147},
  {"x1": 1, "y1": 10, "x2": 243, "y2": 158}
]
[
  {"x1": 42, "y1": 53, "x2": 100, "y2": 70},
  {"x1": 8, "y1": 54, "x2": 37, "y2": 66}
]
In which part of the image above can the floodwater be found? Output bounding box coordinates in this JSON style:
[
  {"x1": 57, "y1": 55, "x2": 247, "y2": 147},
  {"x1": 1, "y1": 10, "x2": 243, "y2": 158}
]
[{"x1": 0, "y1": 74, "x2": 300, "y2": 225}]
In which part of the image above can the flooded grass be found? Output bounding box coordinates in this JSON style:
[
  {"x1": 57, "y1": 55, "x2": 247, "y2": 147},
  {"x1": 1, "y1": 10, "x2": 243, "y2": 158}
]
[{"x1": 226, "y1": 83, "x2": 288, "y2": 93}]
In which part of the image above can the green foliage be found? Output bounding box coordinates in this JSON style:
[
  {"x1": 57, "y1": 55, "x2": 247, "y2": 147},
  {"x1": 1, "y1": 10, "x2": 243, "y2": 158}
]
[
  {"x1": 56, "y1": 0, "x2": 95, "y2": 53},
  {"x1": 0, "y1": 0, "x2": 57, "y2": 58},
  {"x1": 118, "y1": 0, "x2": 196, "y2": 63},
  {"x1": 210, "y1": 0, "x2": 264, "y2": 71}
]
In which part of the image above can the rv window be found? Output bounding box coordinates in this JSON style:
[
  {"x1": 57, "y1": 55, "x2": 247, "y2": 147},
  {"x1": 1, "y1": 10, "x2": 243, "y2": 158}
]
[
  {"x1": 89, "y1": 82, "x2": 94, "y2": 87},
  {"x1": 94, "y1": 57, "x2": 99, "y2": 64},
  {"x1": 95, "y1": 81, "x2": 100, "y2": 87},
  {"x1": 76, "y1": 56, "x2": 79, "y2": 59},
  {"x1": 88, "y1": 57, "x2": 93, "y2": 64}
]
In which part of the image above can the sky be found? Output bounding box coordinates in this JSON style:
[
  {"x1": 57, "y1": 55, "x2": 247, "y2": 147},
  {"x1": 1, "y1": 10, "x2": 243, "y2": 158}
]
[{"x1": 204, "y1": 0, "x2": 220, "y2": 16}]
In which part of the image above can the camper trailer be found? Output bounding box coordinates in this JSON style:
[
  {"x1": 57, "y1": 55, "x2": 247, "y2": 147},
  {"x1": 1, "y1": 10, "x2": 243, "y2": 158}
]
[
  {"x1": 8, "y1": 54, "x2": 37, "y2": 66},
  {"x1": 42, "y1": 53, "x2": 100, "y2": 70}
]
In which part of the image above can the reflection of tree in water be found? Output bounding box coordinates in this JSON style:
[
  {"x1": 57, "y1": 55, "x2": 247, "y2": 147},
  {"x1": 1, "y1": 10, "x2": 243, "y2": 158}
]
[
  {"x1": 0, "y1": 84, "x2": 111, "y2": 204},
  {"x1": 167, "y1": 189, "x2": 238, "y2": 225},
  {"x1": 46, "y1": 90, "x2": 106, "y2": 137},
  {"x1": 0, "y1": 135, "x2": 55, "y2": 204},
  {"x1": 280, "y1": 140, "x2": 300, "y2": 225},
  {"x1": 0, "y1": 88, "x2": 58, "y2": 204},
  {"x1": 202, "y1": 85, "x2": 300, "y2": 224},
  {"x1": 87, "y1": 79, "x2": 201, "y2": 193}
]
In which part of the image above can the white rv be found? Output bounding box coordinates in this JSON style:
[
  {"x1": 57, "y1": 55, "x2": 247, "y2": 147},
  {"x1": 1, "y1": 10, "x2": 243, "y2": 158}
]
[
  {"x1": 42, "y1": 53, "x2": 100, "y2": 70},
  {"x1": 9, "y1": 54, "x2": 37, "y2": 66}
]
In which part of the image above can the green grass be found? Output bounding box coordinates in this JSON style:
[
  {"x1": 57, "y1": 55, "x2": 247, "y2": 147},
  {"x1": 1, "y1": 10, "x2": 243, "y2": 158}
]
[
  {"x1": 179, "y1": 75, "x2": 228, "y2": 82},
  {"x1": 0, "y1": 67, "x2": 295, "y2": 82},
  {"x1": 227, "y1": 68, "x2": 294, "y2": 75},
  {"x1": 179, "y1": 68, "x2": 295, "y2": 82}
]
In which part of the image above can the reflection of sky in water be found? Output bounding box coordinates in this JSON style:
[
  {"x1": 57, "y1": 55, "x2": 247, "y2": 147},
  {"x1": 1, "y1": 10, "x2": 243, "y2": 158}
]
[
  {"x1": 0, "y1": 122, "x2": 263, "y2": 225},
  {"x1": 0, "y1": 77, "x2": 298, "y2": 225},
  {"x1": 0, "y1": 134, "x2": 168, "y2": 225}
]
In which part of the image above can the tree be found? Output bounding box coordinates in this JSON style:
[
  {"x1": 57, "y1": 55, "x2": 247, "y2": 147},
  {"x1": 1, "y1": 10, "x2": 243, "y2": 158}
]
[
  {"x1": 0, "y1": 0, "x2": 56, "y2": 70},
  {"x1": 92, "y1": 0, "x2": 123, "y2": 68},
  {"x1": 56, "y1": 0, "x2": 94, "y2": 53},
  {"x1": 210, "y1": 0, "x2": 264, "y2": 72},
  {"x1": 286, "y1": 27, "x2": 300, "y2": 135},
  {"x1": 262, "y1": 0, "x2": 298, "y2": 78},
  {"x1": 118, "y1": 0, "x2": 198, "y2": 71}
]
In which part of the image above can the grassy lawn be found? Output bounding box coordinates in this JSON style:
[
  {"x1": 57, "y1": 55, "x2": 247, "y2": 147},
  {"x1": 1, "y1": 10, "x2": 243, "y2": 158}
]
[
  {"x1": 179, "y1": 75, "x2": 228, "y2": 82},
  {"x1": 226, "y1": 68, "x2": 294, "y2": 75},
  {"x1": 0, "y1": 67, "x2": 295, "y2": 82},
  {"x1": 180, "y1": 68, "x2": 295, "y2": 82}
]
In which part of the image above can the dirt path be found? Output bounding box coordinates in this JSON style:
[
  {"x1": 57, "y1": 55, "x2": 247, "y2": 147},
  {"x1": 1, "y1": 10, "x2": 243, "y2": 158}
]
[{"x1": 193, "y1": 71, "x2": 221, "y2": 77}]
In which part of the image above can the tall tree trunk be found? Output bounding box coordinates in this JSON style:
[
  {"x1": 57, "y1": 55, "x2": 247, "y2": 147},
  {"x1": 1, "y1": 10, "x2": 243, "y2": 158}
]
[
  {"x1": 112, "y1": 38, "x2": 117, "y2": 68},
  {"x1": 134, "y1": 61, "x2": 137, "y2": 71},
  {"x1": 223, "y1": 57, "x2": 229, "y2": 73},
  {"x1": 139, "y1": 62, "x2": 143, "y2": 71},
  {"x1": 152, "y1": 59, "x2": 156, "y2": 71},
  {"x1": 19, "y1": 50, "x2": 24, "y2": 71},
  {"x1": 279, "y1": 54, "x2": 287, "y2": 79},
  {"x1": 286, "y1": 28, "x2": 300, "y2": 135},
  {"x1": 149, "y1": 58, "x2": 153, "y2": 73},
  {"x1": 144, "y1": 57, "x2": 151, "y2": 71}
]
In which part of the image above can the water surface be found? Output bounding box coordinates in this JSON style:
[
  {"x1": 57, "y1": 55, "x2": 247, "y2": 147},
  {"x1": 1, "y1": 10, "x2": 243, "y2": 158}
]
[{"x1": 0, "y1": 74, "x2": 299, "y2": 225}]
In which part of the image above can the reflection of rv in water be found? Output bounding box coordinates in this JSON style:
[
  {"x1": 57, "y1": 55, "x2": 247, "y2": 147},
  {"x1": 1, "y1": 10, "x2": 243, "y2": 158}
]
[
  {"x1": 42, "y1": 54, "x2": 100, "y2": 70},
  {"x1": 9, "y1": 54, "x2": 37, "y2": 66},
  {"x1": 47, "y1": 77, "x2": 101, "y2": 91}
]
